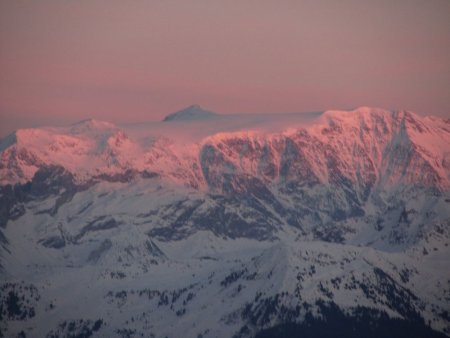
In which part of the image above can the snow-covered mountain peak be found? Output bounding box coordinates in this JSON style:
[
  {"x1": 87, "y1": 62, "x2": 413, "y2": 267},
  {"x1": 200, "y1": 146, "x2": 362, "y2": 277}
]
[
  {"x1": 319, "y1": 106, "x2": 427, "y2": 125},
  {"x1": 162, "y1": 104, "x2": 219, "y2": 122},
  {"x1": 321, "y1": 106, "x2": 394, "y2": 126},
  {"x1": 0, "y1": 107, "x2": 449, "y2": 189},
  {"x1": 69, "y1": 118, "x2": 117, "y2": 134},
  {"x1": 317, "y1": 107, "x2": 445, "y2": 144}
]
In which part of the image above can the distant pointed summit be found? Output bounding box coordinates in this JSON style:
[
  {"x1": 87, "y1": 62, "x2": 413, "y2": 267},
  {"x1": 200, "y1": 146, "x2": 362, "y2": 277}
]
[
  {"x1": 69, "y1": 118, "x2": 117, "y2": 133},
  {"x1": 162, "y1": 104, "x2": 218, "y2": 122}
]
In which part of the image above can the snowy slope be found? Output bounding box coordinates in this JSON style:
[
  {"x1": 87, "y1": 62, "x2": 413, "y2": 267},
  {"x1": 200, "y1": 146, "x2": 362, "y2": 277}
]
[{"x1": 0, "y1": 106, "x2": 449, "y2": 337}]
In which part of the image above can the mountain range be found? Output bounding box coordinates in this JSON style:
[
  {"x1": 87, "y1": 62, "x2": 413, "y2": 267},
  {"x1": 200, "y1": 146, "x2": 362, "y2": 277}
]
[{"x1": 0, "y1": 106, "x2": 449, "y2": 337}]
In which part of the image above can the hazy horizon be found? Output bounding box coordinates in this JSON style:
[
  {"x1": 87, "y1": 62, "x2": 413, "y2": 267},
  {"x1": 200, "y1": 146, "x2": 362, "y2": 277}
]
[{"x1": 1, "y1": 0, "x2": 450, "y2": 137}]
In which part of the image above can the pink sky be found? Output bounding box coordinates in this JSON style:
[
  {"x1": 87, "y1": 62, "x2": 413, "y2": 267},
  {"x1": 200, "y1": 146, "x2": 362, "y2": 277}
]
[{"x1": 1, "y1": 0, "x2": 449, "y2": 137}]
